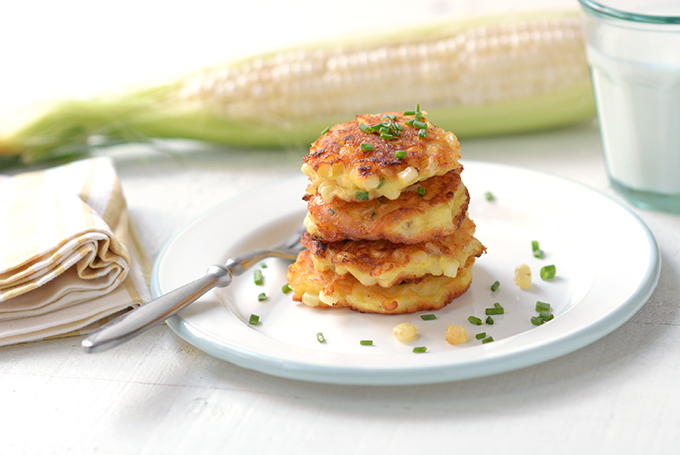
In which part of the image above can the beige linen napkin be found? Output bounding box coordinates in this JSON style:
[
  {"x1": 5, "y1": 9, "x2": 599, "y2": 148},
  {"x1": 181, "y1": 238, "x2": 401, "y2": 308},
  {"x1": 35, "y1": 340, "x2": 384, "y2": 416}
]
[{"x1": 0, "y1": 157, "x2": 150, "y2": 346}]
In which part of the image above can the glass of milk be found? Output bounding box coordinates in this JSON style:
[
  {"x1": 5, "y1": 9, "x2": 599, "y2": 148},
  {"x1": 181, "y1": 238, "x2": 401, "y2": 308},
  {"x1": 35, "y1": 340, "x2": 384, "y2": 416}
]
[{"x1": 578, "y1": 0, "x2": 680, "y2": 213}]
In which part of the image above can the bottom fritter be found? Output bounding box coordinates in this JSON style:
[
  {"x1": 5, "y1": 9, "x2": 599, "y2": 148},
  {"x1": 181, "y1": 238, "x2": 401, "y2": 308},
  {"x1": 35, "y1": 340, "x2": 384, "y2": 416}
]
[{"x1": 287, "y1": 249, "x2": 478, "y2": 315}]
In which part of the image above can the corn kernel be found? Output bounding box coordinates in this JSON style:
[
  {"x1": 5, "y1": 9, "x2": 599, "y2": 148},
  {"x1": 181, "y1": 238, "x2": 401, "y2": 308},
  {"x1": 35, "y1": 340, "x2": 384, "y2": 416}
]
[
  {"x1": 393, "y1": 322, "x2": 417, "y2": 342},
  {"x1": 514, "y1": 263, "x2": 532, "y2": 289},
  {"x1": 446, "y1": 324, "x2": 468, "y2": 345}
]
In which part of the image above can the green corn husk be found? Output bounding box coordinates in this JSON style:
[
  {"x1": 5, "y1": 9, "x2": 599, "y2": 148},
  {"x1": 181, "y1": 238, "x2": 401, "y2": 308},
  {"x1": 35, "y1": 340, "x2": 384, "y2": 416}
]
[{"x1": 0, "y1": 9, "x2": 595, "y2": 167}]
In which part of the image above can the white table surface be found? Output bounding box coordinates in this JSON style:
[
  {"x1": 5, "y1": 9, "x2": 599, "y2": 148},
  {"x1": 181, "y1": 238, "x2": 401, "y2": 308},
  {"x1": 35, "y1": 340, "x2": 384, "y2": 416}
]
[
  {"x1": 2, "y1": 1, "x2": 680, "y2": 454},
  {"x1": 2, "y1": 120, "x2": 680, "y2": 455}
]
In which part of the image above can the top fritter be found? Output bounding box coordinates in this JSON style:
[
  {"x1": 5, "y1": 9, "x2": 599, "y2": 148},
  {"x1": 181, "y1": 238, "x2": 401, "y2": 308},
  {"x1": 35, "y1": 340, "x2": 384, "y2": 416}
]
[{"x1": 301, "y1": 108, "x2": 462, "y2": 203}]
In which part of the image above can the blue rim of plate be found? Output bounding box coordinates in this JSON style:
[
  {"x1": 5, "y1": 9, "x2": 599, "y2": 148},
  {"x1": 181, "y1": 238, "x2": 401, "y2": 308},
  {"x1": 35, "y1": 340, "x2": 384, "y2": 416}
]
[{"x1": 150, "y1": 161, "x2": 661, "y2": 385}]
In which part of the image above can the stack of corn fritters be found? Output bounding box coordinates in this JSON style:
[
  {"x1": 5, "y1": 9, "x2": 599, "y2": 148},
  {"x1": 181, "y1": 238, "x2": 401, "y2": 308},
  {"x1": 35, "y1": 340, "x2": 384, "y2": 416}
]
[{"x1": 287, "y1": 110, "x2": 485, "y2": 314}]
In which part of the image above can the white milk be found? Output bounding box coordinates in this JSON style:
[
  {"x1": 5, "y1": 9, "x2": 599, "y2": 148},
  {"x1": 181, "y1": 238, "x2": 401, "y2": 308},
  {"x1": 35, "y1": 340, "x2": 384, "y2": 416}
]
[{"x1": 587, "y1": 45, "x2": 680, "y2": 195}]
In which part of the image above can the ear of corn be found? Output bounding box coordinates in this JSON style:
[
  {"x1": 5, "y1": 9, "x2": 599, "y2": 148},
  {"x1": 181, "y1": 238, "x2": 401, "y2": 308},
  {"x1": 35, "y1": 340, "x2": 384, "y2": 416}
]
[{"x1": 0, "y1": 9, "x2": 594, "y2": 166}]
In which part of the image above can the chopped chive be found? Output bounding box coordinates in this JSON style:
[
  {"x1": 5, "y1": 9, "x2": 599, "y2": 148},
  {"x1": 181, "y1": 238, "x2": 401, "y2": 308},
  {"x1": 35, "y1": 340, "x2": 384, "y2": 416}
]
[
  {"x1": 282, "y1": 283, "x2": 292, "y2": 294},
  {"x1": 485, "y1": 307, "x2": 504, "y2": 315},
  {"x1": 316, "y1": 332, "x2": 325, "y2": 343},
  {"x1": 415, "y1": 112, "x2": 423, "y2": 121},
  {"x1": 403, "y1": 110, "x2": 416, "y2": 116},
  {"x1": 535, "y1": 301, "x2": 551, "y2": 312},
  {"x1": 377, "y1": 177, "x2": 385, "y2": 189},
  {"x1": 490, "y1": 281, "x2": 500, "y2": 292},
  {"x1": 418, "y1": 129, "x2": 428, "y2": 138},
  {"x1": 356, "y1": 190, "x2": 369, "y2": 201},
  {"x1": 249, "y1": 314, "x2": 260, "y2": 325},
  {"x1": 360, "y1": 142, "x2": 373, "y2": 151},
  {"x1": 481, "y1": 336, "x2": 494, "y2": 344},
  {"x1": 468, "y1": 316, "x2": 482, "y2": 326},
  {"x1": 486, "y1": 316, "x2": 494, "y2": 325},
  {"x1": 412, "y1": 120, "x2": 427, "y2": 129},
  {"x1": 416, "y1": 103, "x2": 421, "y2": 111},
  {"x1": 540, "y1": 265, "x2": 557, "y2": 280},
  {"x1": 320, "y1": 126, "x2": 330, "y2": 135},
  {"x1": 368, "y1": 123, "x2": 381, "y2": 132},
  {"x1": 380, "y1": 133, "x2": 394, "y2": 140},
  {"x1": 394, "y1": 150, "x2": 407, "y2": 159},
  {"x1": 413, "y1": 346, "x2": 427, "y2": 353},
  {"x1": 531, "y1": 240, "x2": 540, "y2": 252},
  {"x1": 475, "y1": 332, "x2": 487, "y2": 340},
  {"x1": 494, "y1": 302, "x2": 503, "y2": 309},
  {"x1": 420, "y1": 313, "x2": 437, "y2": 321},
  {"x1": 404, "y1": 119, "x2": 414, "y2": 126},
  {"x1": 533, "y1": 249, "x2": 545, "y2": 259},
  {"x1": 417, "y1": 186, "x2": 426, "y2": 197},
  {"x1": 359, "y1": 123, "x2": 369, "y2": 133},
  {"x1": 379, "y1": 126, "x2": 391, "y2": 134},
  {"x1": 257, "y1": 292, "x2": 267, "y2": 302},
  {"x1": 360, "y1": 340, "x2": 373, "y2": 346},
  {"x1": 484, "y1": 191, "x2": 495, "y2": 201},
  {"x1": 539, "y1": 311, "x2": 555, "y2": 322},
  {"x1": 254, "y1": 269, "x2": 263, "y2": 285},
  {"x1": 531, "y1": 316, "x2": 544, "y2": 326},
  {"x1": 261, "y1": 263, "x2": 267, "y2": 268}
]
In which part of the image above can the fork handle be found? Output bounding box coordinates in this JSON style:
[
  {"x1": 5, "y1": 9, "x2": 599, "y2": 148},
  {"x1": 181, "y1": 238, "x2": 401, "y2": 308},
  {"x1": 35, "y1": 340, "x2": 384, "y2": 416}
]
[{"x1": 82, "y1": 265, "x2": 232, "y2": 353}]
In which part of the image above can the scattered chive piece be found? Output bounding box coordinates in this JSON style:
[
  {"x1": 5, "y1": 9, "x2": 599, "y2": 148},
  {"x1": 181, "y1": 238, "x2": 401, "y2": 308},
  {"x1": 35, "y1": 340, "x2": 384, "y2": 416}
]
[
  {"x1": 403, "y1": 110, "x2": 416, "y2": 115},
  {"x1": 359, "y1": 123, "x2": 369, "y2": 133},
  {"x1": 532, "y1": 241, "x2": 545, "y2": 258},
  {"x1": 356, "y1": 190, "x2": 369, "y2": 201},
  {"x1": 394, "y1": 150, "x2": 407, "y2": 159},
  {"x1": 482, "y1": 336, "x2": 494, "y2": 344},
  {"x1": 468, "y1": 316, "x2": 482, "y2": 326},
  {"x1": 316, "y1": 332, "x2": 325, "y2": 343},
  {"x1": 380, "y1": 133, "x2": 394, "y2": 140},
  {"x1": 360, "y1": 142, "x2": 373, "y2": 151},
  {"x1": 420, "y1": 313, "x2": 437, "y2": 321},
  {"x1": 494, "y1": 302, "x2": 503, "y2": 309},
  {"x1": 540, "y1": 265, "x2": 557, "y2": 280},
  {"x1": 412, "y1": 120, "x2": 427, "y2": 129},
  {"x1": 531, "y1": 316, "x2": 544, "y2": 326},
  {"x1": 360, "y1": 340, "x2": 373, "y2": 346},
  {"x1": 281, "y1": 283, "x2": 292, "y2": 294},
  {"x1": 485, "y1": 307, "x2": 504, "y2": 315},
  {"x1": 404, "y1": 119, "x2": 414, "y2": 126},
  {"x1": 257, "y1": 292, "x2": 267, "y2": 302},
  {"x1": 539, "y1": 311, "x2": 555, "y2": 322},
  {"x1": 484, "y1": 191, "x2": 495, "y2": 201},
  {"x1": 417, "y1": 186, "x2": 426, "y2": 197},
  {"x1": 321, "y1": 126, "x2": 330, "y2": 135},
  {"x1": 490, "y1": 281, "x2": 500, "y2": 292},
  {"x1": 418, "y1": 129, "x2": 428, "y2": 138},
  {"x1": 249, "y1": 314, "x2": 260, "y2": 325},
  {"x1": 261, "y1": 263, "x2": 267, "y2": 269},
  {"x1": 535, "y1": 301, "x2": 551, "y2": 312},
  {"x1": 486, "y1": 316, "x2": 494, "y2": 325},
  {"x1": 476, "y1": 332, "x2": 487, "y2": 340},
  {"x1": 413, "y1": 346, "x2": 427, "y2": 353},
  {"x1": 253, "y1": 269, "x2": 263, "y2": 285}
]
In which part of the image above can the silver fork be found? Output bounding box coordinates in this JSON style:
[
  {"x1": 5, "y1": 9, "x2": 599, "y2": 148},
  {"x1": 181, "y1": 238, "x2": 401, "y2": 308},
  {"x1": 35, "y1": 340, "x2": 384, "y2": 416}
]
[{"x1": 82, "y1": 225, "x2": 306, "y2": 353}]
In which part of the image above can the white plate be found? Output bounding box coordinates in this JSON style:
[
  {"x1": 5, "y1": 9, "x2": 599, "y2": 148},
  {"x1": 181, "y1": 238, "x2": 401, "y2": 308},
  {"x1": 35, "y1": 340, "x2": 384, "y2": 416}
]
[{"x1": 151, "y1": 161, "x2": 660, "y2": 385}]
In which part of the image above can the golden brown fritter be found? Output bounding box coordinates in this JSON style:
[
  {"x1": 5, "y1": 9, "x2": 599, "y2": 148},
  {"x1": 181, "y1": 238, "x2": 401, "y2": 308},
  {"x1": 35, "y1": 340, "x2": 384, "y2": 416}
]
[
  {"x1": 304, "y1": 169, "x2": 469, "y2": 244},
  {"x1": 301, "y1": 216, "x2": 484, "y2": 288},
  {"x1": 287, "y1": 249, "x2": 477, "y2": 315},
  {"x1": 301, "y1": 111, "x2": 461, "y2": 202}
]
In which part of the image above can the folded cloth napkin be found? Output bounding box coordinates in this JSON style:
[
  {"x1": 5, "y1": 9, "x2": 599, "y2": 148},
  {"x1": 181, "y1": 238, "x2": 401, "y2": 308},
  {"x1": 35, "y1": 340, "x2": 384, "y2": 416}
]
[{"x1": 0, "y1": 157, "x2": 150, "y2": 346}]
